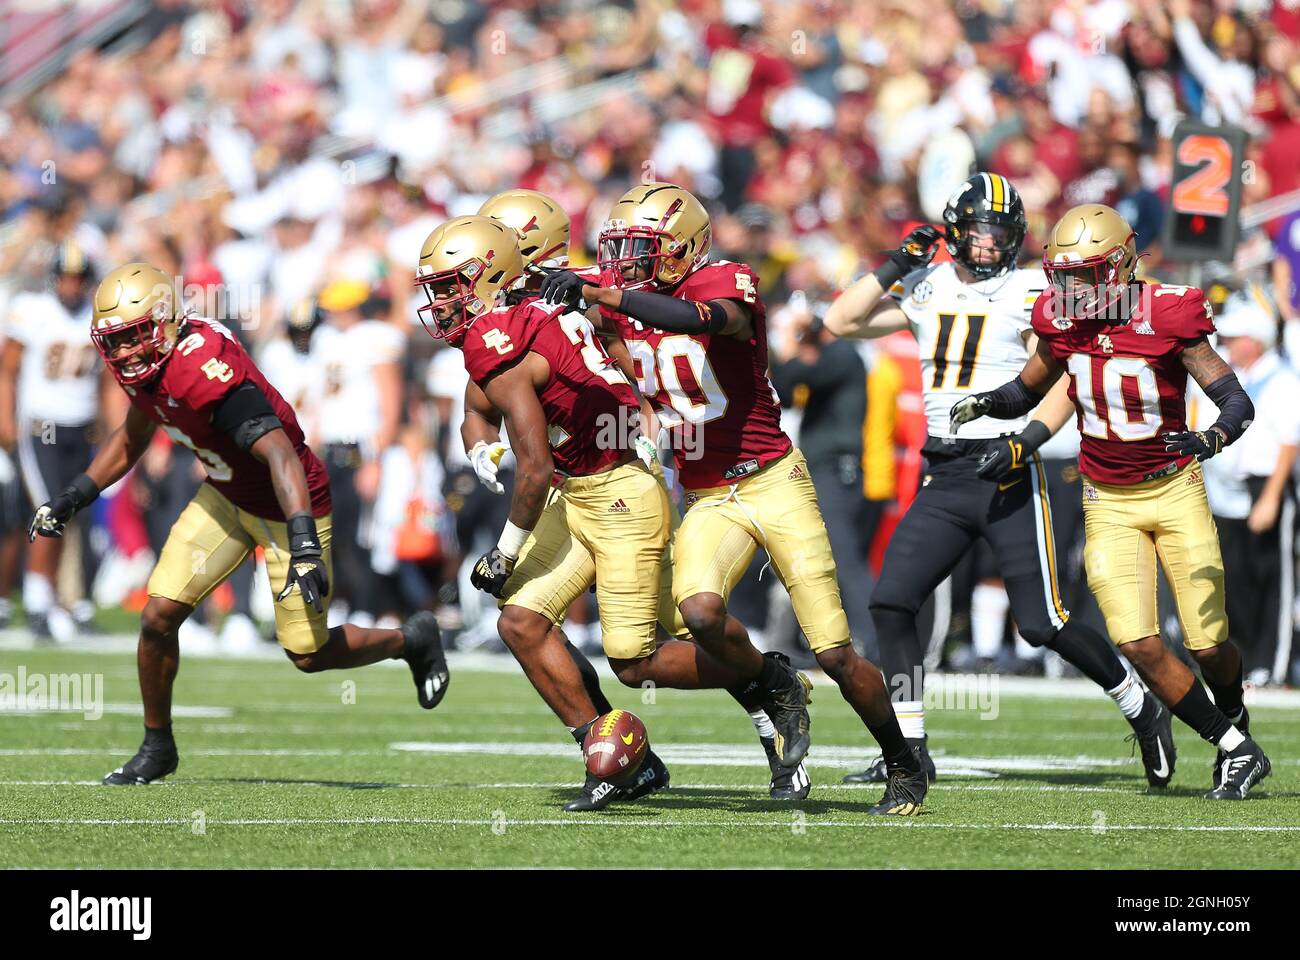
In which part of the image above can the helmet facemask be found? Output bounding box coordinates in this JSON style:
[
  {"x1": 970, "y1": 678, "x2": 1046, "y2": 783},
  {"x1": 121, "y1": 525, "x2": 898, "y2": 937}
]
[
  {"x1": 1043, "y1": 244, "x2": 1136, "y2": 321},
  {"x1": 415, "y1": 261, "x2": 491, "y2": 346},
  {"x1": 91, "y1": 298, "x2": 177, "y2": 385},
  {"x1": 947, "y1": 218, "x2": 1023, "y2": 280}
]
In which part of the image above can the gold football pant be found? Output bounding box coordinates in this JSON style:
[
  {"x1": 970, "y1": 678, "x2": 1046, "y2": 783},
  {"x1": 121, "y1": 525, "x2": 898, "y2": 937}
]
[
  {"x1": 147, "y1": 482, "x2": 332, "y2": 654},
  {"x1": 501, "y1": 461, "x2": 671, "y2": 660},
  {"x1": 1081, "y1": 461, "x2": 1228, "y2": 650},
  {"x1": 673, "y1": 448, "x2": 851, "y2": 653}
]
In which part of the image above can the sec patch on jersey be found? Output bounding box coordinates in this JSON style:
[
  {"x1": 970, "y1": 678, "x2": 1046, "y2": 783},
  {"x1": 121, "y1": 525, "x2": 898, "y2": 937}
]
[{"x1": 583, "y1": 709, "x2": 649, "y2": 784}]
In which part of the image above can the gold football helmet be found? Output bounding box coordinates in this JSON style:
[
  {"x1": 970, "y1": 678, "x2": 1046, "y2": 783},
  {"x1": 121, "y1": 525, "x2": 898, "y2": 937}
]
[
  {"x1": 478, "y1": 189, "x2": 570, "y2": 271},
  {"x1": 91, "y1": 262, "x2": 183, "y2": 384},
  {"x1": 1042, "y1": 204, "x2": 1138, "y2": 318},
  {"x1": 415, "y1": 216, "x2": 524, "y2": 343},
  {"x1": 598, "y1": 182, "x2": 711, "y2": 290}
]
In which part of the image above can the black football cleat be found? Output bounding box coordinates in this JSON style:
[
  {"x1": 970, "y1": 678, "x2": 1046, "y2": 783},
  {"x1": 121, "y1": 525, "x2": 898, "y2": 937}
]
[
  {"x1": 400, "y1": 611, "x2": 449, "y2": 709},
  {"x1": 843, "y1": 735, "x2": 936, "y2": 785},
  {"x1": 762, "y1": 658, "x2": 813, "y2": 769},
  {"x1": 867, "y1": 763, "x2": 927, "y2": 816},
  {"x1": 1126, "y1": 695, "x2": 1176, "y2": 789},
  {"x1": 563, "y1": 772, "x2": 622, "y2": 812},
  {"x1": 1205, "y1": 736, "x2": 1270, "y2": 800},
  {"x1": 762, "y1": 736, "x2": 811, "y2": 800},
  {"x1": 103, "y1": 739, "x2": 179, "y2": 786},
  {"x1": 27, "y1": 612, "x2": 53, "y2": 642},
  {"x1": 620, "y1": 749, "x2": 670, "y2": 802},
  {"x1": 1211, "y1": 707, "x2": 1250, "y2": 791}
]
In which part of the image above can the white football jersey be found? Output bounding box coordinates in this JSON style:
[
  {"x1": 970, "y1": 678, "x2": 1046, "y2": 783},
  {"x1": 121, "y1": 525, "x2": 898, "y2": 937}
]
[
  {"x1": 257, "y1": 337, "x2": 322, "y2": 438},
  {"x1": 890, "y1": 262, "x2": 1045, "y2": 439},
  {"x1": 5, "y1": 291, "x2": 99, "y2": 425},
  {"x1": 311, "y1": 320, "x2": 406, "y2": 446}
]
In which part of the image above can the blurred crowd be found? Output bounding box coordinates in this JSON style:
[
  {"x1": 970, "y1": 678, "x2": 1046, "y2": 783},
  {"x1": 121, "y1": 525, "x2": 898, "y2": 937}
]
[{"x1": 3, "y1": 0, "x2": 1300, "y2": 680}]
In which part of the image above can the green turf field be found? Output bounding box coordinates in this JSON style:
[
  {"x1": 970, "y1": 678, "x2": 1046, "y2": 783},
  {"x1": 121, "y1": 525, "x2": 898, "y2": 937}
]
[{"x1": 1, "y1": 642, "x2": 1297, "y2": 868}]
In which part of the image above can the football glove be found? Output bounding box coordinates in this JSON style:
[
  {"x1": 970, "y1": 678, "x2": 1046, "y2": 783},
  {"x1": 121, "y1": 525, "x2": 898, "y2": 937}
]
[
  {"x1": 634, "y1": 434, "x2": 658, "y2": 469},
  {"x1": 889, "y1": 225, "x2": 943, "y2": 274},
  {"x1": 1162, "y1": 427, "x2": 1225, "y2": 463},
  {"x1": 470, "y1": 546, "x2": 515, "y2": 598},
  {"x1": 28, "y1": 474, "x2": 98, "y2": 542},
  {"x1": 949, "y1": 394, "x2": 992, "y2": 434},
  {"x1": 469, "y1": 440, "x2": 508, "y2": 494},
  {"x1": 976, "y1": 421, "x2": 1051, "y2": 483},
  {"x1": 276, "y1": 513, "x2": 329, "y2": 613},
  {"x1": 538, "y1": 269, "x2": 590, "y2": 311}
]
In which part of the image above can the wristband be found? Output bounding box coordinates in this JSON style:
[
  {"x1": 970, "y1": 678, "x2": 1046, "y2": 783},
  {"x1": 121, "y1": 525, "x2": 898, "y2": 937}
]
[
  {"x1": 65, "y1": 473, "x2": 100, "y2": 511},
  {"x1": 286, "y1": 511, "x2": 322, "y2": 556},
  {"x1": 497, "y1": 520, "x2": 531, "y2": 560}
]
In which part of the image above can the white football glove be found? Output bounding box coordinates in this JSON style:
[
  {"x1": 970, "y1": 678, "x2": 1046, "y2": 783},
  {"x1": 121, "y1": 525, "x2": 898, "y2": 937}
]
[
  {"x1": 469, "y1": 440, "x2": 508, "y2": 495},
  {"x1": 634, "y1": 434, "x2": 658, "y2": 470},
  {"x1": 948, "y1": 395, "x2": 992, "y2": 435}
]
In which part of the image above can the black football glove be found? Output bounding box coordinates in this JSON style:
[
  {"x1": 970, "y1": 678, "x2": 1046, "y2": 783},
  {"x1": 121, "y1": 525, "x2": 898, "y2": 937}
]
[
  {"x1": 28, "y1": 474, "x2": 98, "y2": 542},
  {"x1": 538, "y1": 269, "x2": 589, "y2": 310},
  {"x1": 888, "y1": 225, "x2": 943, "y2": 274},
  {"x1": 471, "y1": 546, "x2": 516, "y2": 598},
  {"x1": 976, "y1": 422, "x2": 1051, "y2": 483},
  {"x1": 1162, "y1": 427, "x2": 1225, "y2": 463},
  {"x1": 276, "y1": 513, "x2": 329, "y2": 613}
]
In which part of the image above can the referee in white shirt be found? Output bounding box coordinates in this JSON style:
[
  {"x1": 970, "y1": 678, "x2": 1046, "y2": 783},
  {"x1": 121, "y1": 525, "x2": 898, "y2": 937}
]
[{"x1": 1196, "y1": 294, "x2": 1300, "y2": 686}]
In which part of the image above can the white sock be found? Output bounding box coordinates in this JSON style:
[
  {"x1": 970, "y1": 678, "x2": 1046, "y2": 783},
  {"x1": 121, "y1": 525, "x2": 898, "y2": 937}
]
[
  {"x1": 750, "y1": 710, "x2": 775, "y2": 739},
  {"x1": 1217, "y1": 726, "x2": 1246, "y2": 751},
  {"x1": 23, "y1": 572, "x2": 54, "y2": 615},
  {"x1": 895, "y1": 699, "x2": 925, "y2": 739},
  {"x1": 1106, "y1": 672, "x2": 1147, "y2": 720},
  {"x1": 971, "y1": 583, "x2": 1008, "y2": 659}
]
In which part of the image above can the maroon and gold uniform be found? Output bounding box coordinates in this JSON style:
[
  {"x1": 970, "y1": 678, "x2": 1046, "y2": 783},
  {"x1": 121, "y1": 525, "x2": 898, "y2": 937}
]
[{"x1": 1031, "y1": 283, "x2": 1227, "y2": 648}]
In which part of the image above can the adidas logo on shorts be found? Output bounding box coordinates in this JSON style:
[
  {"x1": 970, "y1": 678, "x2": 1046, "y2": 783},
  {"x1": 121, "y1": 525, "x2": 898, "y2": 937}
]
[
  {"x1": 608, "y1": 498, "x2": 630, "y2": 513},
  {"x1": 788, "y1": 464, "x2": 805, "y2": 480}
]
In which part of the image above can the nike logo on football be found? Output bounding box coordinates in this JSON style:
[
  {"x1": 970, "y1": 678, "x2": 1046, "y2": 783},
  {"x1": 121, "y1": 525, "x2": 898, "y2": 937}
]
[{"x1": 620, "y1": 731, "x2": 634, "y2": 745}]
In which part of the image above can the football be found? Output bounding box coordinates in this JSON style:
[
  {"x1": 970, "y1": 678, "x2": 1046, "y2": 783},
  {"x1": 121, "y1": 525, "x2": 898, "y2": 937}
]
[{"x1": 582, "y1": 709, "x2": 649, "y2": 784}]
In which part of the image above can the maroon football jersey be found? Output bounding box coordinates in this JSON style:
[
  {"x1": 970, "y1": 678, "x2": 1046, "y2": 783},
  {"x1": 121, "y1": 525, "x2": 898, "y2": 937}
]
[
  {"x1": 1031, "y1": 282, "x2": 1217, "y2": 485},
  {"x1": 605, "y1": 261, "x2": 792, "y2": 488},
  {"x1": 460, "y1": 297, "x2": 638, "y2": 477},
  {"x1": 123, "y1": 318, "x2": 331, "y2": 519}
]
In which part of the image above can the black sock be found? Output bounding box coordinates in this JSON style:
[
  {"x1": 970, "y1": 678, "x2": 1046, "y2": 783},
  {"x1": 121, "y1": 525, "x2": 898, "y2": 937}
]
[
  {"x1": 564, "y1": 640, "x2": 614, "y2": 715},
  {"x1": 1045, "y1": 620, "x2": 1128, "y2": 690},
  {"x1": 727, "y1": 674, "x2": 766, "y2": 713},
  {"x1": 143, "y1": 724, "x2": 174, "y2": 748},
  {"x1": 1168, "y1": 683, "x2": 1231, "y2": 745},
  {"x1": 1204, "y1": 658, "x2": 1244, "y2": 722},
  {"x1": 570, "y1": 718, "x2": 596, "y2": 746},
  {"x1": 869, "y1": 717, "x2": 919, "y2": 772},
  {"x1": 757, "y1": 654, "x2": 791, "y2": 693},
  {"x1": 1131, "y1": 692, "x2": 1158, "y2": 732}
]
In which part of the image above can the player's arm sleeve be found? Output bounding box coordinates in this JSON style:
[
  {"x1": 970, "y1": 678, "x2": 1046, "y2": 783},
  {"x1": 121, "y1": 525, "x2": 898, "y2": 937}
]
[
  {"x1": 614, "y1": 290, "x2": 729, "y2": 335},
  {"x1": 210, "y1": 380, "x2": 284, "y2": 451}
]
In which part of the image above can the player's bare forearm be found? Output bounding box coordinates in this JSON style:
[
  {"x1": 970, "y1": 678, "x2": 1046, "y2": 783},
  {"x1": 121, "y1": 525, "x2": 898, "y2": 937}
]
[
  {"x1": 1030, "y1": 375, "x2": 1075, "y2": 434},
  {"x1": 483, "y1": 359, "x2": 554, "y2": 531},
  {"x1": 250, "y1": 427, "x2": 313, "y2": 518},
  {"x1": 1021, "y1": 337, "x2": 1065, "y2": 394},
  {"x1": 824, "y1": 275, "x2": 908, "y2": 340},
  {"x1": 461, "y1": 380, "x2": 503, "y2": 453},
  {"x1": 85, "y1": 406, "x2": 157, "y2": 491}
]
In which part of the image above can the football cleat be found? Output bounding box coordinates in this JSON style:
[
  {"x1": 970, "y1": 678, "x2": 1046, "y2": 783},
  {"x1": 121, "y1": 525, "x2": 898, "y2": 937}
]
[
  {"x1": 1125, "y1": 695, "x2": 1176, "y2": 789},
  {"x1": 563, "y1": 771, "x2": 622, "y2": 812},
  {"x1": 621, "y1": 749, "x2": 670, "y2": 802},
  {"x1": 762, "y1": 736, "x2": 811, "y2": 800},
  {"x1": 1211, "y1": 707, "x2": 1250, "y2": 791},
  {"x1": 762, "y1": 660, "x2": 813, "y2": 769},
  {"x1": 867, "y1": 763, "x2": 927, "y2": 816},
  {"x1": 400, "y1": 611, "x2": 449, "y2": 709},
  {"x1": 843, "y1": 736, "x2": 936, "y2": 785},
  {"x1": 103, "y1": 739, "x2": 179, "y2": 786},
  {"x1": 27, "y1": 612, "x2": 53, "y2": 642},
  {"x1": 1205, "y1": 737, "x2": 1270, "y2": 800}
]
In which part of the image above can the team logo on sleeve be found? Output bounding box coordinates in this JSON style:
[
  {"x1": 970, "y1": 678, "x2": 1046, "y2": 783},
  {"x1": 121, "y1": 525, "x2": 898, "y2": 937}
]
[
  {"x1": 482, "y1": 329, "x2": 513, "y2": 355},
  {"x1": 910, "y1": 281, "x2": 933, "y2": 305}
]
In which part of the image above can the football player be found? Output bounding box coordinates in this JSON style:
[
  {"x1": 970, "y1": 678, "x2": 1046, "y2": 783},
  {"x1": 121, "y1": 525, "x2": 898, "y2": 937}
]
[
  {"x1": 541, "y1": 182, "x2": 925, "y2": 815},
  {"x1": 951, "y1": 203, "x2": 1269, "y2": 800},
  {"x1": 824, "y1": 175, "x2": 1175, "y2": 790},
  {"x1": 416, "y1": 215, "x2": 811, "y2": 811},
  {"x1": 478, "y1": 189, "x2": 812, "y2": 802},
  {"x1": 2, "y1": 243, "x2": 108, "y2": 638},
  {"x1": 28, "y1": 263, "x2": 449, "y2": 785}
]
